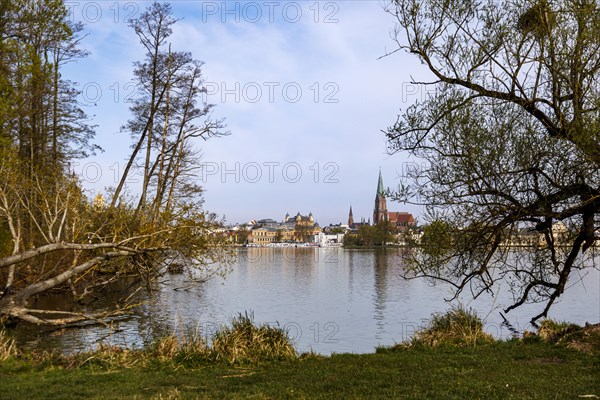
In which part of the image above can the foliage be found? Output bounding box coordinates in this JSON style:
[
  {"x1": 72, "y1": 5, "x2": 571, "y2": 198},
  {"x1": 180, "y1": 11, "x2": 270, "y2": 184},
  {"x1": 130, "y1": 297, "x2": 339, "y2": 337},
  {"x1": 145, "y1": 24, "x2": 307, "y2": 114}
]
[
  {"x1": 143, "y1": 327, "x2": 210, "y2": 366},
  {"x1": 235, "y1": 227, "x2": 250, "y2": 245},
  {"x1": 0, "y1": 0, "x2": 97, "y2": 166},
  {"x1": 410, "y1": 307, "x2": 494, "y2": 347},
  {"x1": 1, "y1": 313, "x2": 297, "y2": 370},
  {"x1": 525, "y1": 319, "x2": 600, "y2": 355},
  {"x1": 0, "y1": 224, "x2": 11, "y2": 258},
  {"x1": 419, "y1": 220, "x2": 453, "y2": 257},
  {"x1": 0, "y1": 313, "x2": 598, "y2": 398},
  {"x1": 344, "y1": 221, "x2": 396, "y2": 247},
  {"x1": 372, "y1": 221, "x2": 397, "y2": 246},
  {"x1": 273, "y1": 229, "x2": 283, "y2": 243},
  {"x1": 328, "y1": 226, "x2": 345, "y2": 234},
  {"x1": 385, "y1": 0, "x2": 600, "y2": 323}
]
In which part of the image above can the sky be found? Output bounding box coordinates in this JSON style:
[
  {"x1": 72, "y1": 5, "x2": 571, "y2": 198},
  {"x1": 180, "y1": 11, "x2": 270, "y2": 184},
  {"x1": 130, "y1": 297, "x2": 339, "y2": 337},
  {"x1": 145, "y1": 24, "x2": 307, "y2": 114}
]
[{"x1": 64, "y1": 0, "x2": 434, "y2": 226}]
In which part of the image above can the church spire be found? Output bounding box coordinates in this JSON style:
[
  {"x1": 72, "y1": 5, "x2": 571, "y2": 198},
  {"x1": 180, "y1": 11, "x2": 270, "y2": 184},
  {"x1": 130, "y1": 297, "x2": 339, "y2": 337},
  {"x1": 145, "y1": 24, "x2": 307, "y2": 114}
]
[
  {"x1": 373, "y1": 169, "x2": 388, "y2": 224},
  {"x1": 377, "y1": 168, "x2": 385, "y2": 197},
  {"x1": 348, "y1": 205, "x2": 354, "y2": 226}
]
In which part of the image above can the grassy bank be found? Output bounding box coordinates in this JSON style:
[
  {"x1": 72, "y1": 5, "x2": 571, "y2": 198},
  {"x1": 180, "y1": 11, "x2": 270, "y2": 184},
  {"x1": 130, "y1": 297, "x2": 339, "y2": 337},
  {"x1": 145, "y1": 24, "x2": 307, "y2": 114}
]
[
  {"x1": 1, "y1": 311, "x2": 599, "y2": 399},
  {"x1": 1, "y1": 341, "x2": 599, "y2": 399}
]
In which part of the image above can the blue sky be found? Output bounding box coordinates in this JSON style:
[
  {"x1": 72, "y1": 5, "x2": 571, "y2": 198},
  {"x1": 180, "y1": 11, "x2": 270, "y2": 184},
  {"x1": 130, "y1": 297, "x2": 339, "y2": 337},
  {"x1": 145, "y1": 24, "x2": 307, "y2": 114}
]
[{"x1": 64, "y1": 1, "x2": 433, "y2": 226}]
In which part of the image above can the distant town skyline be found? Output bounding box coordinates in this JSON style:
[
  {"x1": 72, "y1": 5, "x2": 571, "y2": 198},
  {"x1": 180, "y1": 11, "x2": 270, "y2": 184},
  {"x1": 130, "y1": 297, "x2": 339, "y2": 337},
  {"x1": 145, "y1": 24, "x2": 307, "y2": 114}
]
[
  {"x1": 65, "y1": 1, "x2": 429, "y2": 226},
  {"x1": 217, "y1": 169, "x2": 415, "y2": 227}
]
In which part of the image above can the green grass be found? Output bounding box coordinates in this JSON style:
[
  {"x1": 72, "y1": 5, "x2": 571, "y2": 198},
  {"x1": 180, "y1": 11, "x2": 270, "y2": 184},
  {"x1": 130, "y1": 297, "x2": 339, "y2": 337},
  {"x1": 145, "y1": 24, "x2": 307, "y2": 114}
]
[
  {"x1": 1, "y1": 340, "x2": 599, "y2": 399},
  {"x1": 2, "y1": 313, "x2": 598, "y2": 399}
]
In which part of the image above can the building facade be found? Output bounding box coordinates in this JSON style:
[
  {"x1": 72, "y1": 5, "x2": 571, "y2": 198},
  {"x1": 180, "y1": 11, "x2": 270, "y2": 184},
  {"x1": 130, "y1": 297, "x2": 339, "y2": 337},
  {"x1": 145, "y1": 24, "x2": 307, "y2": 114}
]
[{"x1": 246, "y1": 212, "x2": 321, "y2": 244}]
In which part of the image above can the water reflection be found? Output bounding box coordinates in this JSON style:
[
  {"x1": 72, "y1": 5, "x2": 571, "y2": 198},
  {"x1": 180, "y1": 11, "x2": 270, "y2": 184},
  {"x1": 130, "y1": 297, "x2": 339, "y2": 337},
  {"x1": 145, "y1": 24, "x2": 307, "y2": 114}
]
[
  {"x1": 372, "y1": 250, "x2": 388, "y2": 339},
  {"x1": 10, "y1": 248, "x2": 600, "y2": 355}
]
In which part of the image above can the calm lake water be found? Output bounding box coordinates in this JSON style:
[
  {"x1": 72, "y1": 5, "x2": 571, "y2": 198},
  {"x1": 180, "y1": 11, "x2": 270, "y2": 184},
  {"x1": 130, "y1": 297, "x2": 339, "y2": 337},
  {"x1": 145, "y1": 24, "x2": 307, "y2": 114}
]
[{"x1": 13, "y1": 247, "x2": 600, "y2": 355}]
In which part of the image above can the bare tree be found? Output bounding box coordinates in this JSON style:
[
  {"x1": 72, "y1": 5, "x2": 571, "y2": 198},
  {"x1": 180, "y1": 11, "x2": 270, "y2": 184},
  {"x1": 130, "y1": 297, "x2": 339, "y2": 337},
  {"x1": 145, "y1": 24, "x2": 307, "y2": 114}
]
[
  {"x1": 111, "y1": 2, "x2": 227, "y2": 213},
  {"x1": 385, "y1": 0, "x2": 599, "y2": 323}
]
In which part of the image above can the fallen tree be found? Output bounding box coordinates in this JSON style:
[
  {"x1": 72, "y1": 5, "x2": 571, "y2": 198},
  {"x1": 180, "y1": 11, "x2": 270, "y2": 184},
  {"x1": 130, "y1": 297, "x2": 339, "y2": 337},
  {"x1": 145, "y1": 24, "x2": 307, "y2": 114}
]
[{"x1": 0, "y1": 165, "x2": 229, "y2": 325}]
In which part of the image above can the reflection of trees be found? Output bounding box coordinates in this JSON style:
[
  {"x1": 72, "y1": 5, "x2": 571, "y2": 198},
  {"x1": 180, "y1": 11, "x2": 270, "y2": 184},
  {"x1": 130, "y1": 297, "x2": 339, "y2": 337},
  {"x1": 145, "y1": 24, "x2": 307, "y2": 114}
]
[{"x1": 347, "y1": 250, "x2": 355, "y2": 296}]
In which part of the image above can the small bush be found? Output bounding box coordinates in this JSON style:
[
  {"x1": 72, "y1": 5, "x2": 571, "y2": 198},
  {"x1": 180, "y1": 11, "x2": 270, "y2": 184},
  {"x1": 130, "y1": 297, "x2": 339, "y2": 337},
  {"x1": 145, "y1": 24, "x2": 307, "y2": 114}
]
[
  {"x1": 211, "y1": 312, "x2": 297, "y2": 364},
  {"x1": 150, "y1": 330, "x2": 209, "y2": 365},
  {"x1": 412, "y1": 307, "x2": 494, "y2": 347},
  {"x1": 537, "y1": 320, "x2": 581, "y2": 343},
  {"x1": 149, "y1": 334, "x2": 181, "y2": 360}
]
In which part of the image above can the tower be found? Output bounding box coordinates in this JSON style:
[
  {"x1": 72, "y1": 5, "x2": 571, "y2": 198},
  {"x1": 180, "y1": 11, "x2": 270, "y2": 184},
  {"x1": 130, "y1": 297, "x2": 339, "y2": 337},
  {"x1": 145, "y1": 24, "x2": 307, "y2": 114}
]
[
  {"x1": 348, "y1": 206, "x2": 354, "y2": 227},
  {"x1": 373, "y1": 169, "x2": 387, "y2": 224}
]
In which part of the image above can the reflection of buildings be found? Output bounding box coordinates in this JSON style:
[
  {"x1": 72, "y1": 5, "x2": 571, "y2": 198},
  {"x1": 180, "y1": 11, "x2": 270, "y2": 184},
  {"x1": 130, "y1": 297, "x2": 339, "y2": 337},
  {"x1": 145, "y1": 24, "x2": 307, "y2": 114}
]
[{"x1": 373, "y1": 250, "x2": 389, "y2": 327}]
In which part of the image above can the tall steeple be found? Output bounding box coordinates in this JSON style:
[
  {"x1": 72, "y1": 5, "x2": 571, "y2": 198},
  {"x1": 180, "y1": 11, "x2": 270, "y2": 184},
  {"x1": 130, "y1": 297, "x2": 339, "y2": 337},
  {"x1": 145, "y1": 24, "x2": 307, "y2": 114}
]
[
  {"x1": 377, "y1": 168, "x2": 385, "y2": 197},
  {"x1": 348, "y1": 206, "x2": 354, "y2": 226},
  {"x1": 373, "y1": 169, "x2": 388, "y2": 225}
]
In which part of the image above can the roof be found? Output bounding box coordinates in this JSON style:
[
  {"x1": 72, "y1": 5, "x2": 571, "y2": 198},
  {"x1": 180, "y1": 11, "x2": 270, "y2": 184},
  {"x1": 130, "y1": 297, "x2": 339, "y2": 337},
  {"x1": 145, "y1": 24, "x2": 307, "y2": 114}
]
[
  {"x1": 377, "y1": 170, "x2": 385, "y2": 197},
  {"x1": 285, "y1": 212, "x2": 314, "y2": 222},
  {"x1": 388, "y1": 212, "x2": 415, "y2": 224}
]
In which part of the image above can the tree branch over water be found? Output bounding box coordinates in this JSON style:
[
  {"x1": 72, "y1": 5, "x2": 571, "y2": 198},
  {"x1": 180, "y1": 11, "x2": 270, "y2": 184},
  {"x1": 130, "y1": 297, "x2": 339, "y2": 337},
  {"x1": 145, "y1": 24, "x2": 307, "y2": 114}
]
[{"x1": 385, "y1": 0, "x2": 600, "y2": 323}]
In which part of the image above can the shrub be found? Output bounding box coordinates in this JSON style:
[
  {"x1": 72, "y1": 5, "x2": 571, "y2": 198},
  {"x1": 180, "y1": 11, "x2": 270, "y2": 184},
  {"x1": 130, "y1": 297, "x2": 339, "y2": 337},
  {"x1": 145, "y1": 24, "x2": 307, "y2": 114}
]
[
  {"x1": 149, "y1": 334, "x2": 181, "y2": 361},
  {"x1": 412, "y1": 307, "x2": 494, "y2": 347},
  {"x1": 211, "y1": 312, "x2": 297, "y2": 364}
]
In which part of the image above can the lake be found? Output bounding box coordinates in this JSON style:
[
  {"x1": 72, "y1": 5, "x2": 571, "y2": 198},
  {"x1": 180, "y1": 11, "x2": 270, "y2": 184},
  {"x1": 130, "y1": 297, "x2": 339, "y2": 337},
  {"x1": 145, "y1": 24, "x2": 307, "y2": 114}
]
[{"x1": 12, "y1": 247, "x2": 600, "y2": 354}]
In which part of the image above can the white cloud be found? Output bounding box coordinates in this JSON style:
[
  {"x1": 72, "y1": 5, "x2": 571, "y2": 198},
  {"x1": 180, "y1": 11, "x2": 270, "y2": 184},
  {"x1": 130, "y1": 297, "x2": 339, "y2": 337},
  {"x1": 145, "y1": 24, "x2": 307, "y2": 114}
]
[{"x1": 71, "y1": 1, "x2": 429, "y2": 225}]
